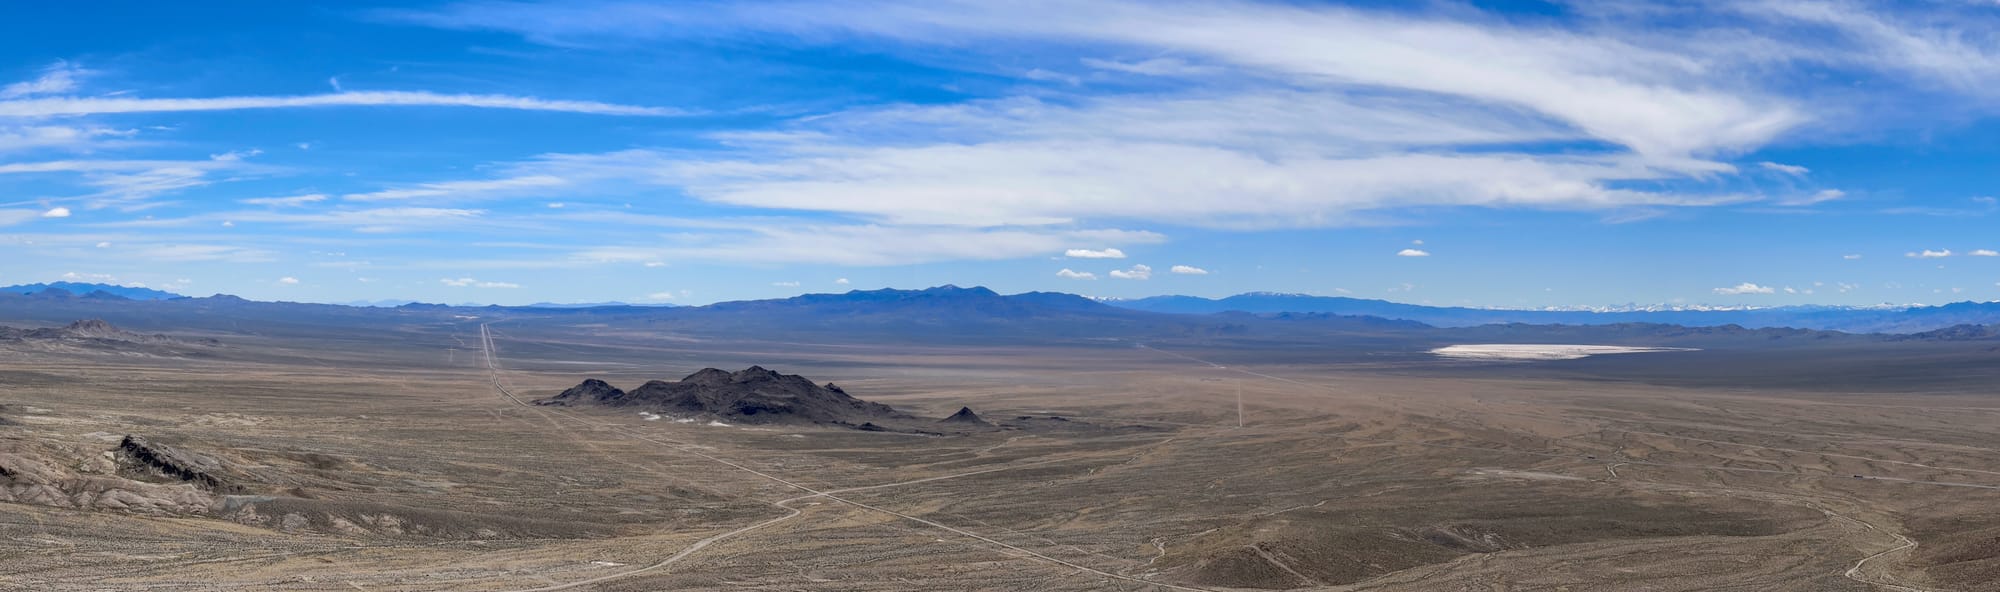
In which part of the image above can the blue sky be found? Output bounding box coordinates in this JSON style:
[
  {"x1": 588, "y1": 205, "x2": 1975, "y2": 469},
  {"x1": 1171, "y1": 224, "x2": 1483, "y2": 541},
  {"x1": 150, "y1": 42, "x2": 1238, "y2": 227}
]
[{"x1": 5, "y1": 1, "x2": 2000, "y2": 307}]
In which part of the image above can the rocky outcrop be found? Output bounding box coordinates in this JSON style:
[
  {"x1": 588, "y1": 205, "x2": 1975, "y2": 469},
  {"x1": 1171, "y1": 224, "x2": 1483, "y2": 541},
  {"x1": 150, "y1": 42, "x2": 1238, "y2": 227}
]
[
  {"x1": 534, "y1": 378, "x2": 626, "y2": 406},
  {"x1": 117, "y1": 435, "x2": 225, "y2": 489},
  {"x1": 2, "y1": 319, "x2": 220, "y2": 347},
  {"x1": 537, "y1": 367, "x2": 905, "y2": 426},
  {"x1": 940, "y1": 406, "x2": 993, "y2": 427}
]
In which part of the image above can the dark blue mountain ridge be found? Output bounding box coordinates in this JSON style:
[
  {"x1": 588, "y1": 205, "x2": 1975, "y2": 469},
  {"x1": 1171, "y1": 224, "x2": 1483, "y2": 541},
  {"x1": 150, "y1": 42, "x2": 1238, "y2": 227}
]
[
  {"x1": 1, "y1": 282, "x2": 185, "y2": 301},
  {"x1": 1108, "y1": 292, "x2": 2000, "y2": 334}
]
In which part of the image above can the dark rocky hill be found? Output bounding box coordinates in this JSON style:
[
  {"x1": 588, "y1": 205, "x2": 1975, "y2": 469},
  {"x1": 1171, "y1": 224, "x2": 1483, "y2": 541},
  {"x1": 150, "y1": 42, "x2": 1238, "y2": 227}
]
[
  {"x1": 537, "y1": 367, "x2": 905, "y2": 426},
  {"x1": 2, "y1": 319, "x2": 217, "y2": 346},
  {"x1": 0, "y1": 282, "x2": 184, "y2": 301},
  {"x1": 940, "y1": 406, "x2": 993, "y2": 427}
]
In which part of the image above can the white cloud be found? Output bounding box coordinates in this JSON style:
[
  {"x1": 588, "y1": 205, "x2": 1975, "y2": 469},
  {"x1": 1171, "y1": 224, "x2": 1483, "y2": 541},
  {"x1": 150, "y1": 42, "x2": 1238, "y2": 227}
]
[
  {"x1": 0, "y1": 91, "x2": 682, "y2": 118},
  {"x1": 1021, "y1": 68, "x2": 1080, "y2": 85},
  {"x1": 1759, "y1": 161, "x2": 1810, "y2": 176},
  {"x1": 644, "y1": 291, "x2": 676, "y2": 301},
  {"x1": 0, "y1": 210, "x2": 38, "y2": 226},
  {"x1": 209, "y1": 148, "x2": 263, "y2": 162},
  {"x1": 0, "y1": 61, "x2": 89, "y2": 99},
  {"x1": 344, "y1": 175, "x2": 566, "y2": 202},
  {"x1": 41, "y1": 207, "x2": 70, "y2": 218},
  {"x1": 130, "y1": 244, "x2": 274, "y2": 263},
  {"x1": 1080, "y1": 57, "x2": 1218, "y2": 76},
  {"x1": 1065, "y1": 247, "x2": 1127, "y2": 259},
  {"x1": 1971, "y1": 249, "x2": 1999, "y2": 257},
  {"x1": 772, "y1": 281, "x2": 800, "y2": 287},
  {"x1": 377, "y1": 0, "x2": 2000, "y2": 245},
  {"x1": 1109, "y1": 264, "x2": 1152, "y2": 280},
  {"x1": 632, "y1": 118, "x2": 1738, "y2": 229},
  {"x1": 185, "y1": 207, "x2": 482, "y2": 233},
  {"x1": 277, "y1": 276, "x2": 300, "y2": 285},
  {"x1": 1411, "y1": 239, "x2": 1424, "y2": 245},
  {"x1": 571, "y1": 223, "x2": 1159, "y2": 266},
  {"x1": 1776, "y1": 188, "x2": 1845, "y2": 206},
  {"x1": 1843, "y1": 254, "x2": 1863, "y2": 260},
  {"x1": 94, "y1": 241, "x2": 110, "y2": 248},
  {"x1": 241, "y1": 194, "x2": 328, "y2": 207},
  {"x1": 1169, "y1": 264, "x2": 1208, "y2": 275},
  {"x1": 1056, "y1": 268, "x2": 1097, "y2": 280},
  {"x1": 61, "y1": 272, "x2": 116, "y2": 282},
  {"x1": 1907, "y1": 249, "x2": 1953, "y2": 258},
  {"x1": 835, "y1": 277, "x2": 851, "y2": 284},
  {"x1": 394, "y1": 1, "x2": 1803, "y2": 160},
  {"x1": 1713, "y1": 282, "x2": 1776, "y2": 295},
  {"x1": 0, "y1": 125, "x2": 133, "y2": 152},
  {"x1": 1396, "y1": 248, "x2": 1430, "y2": 257},
  {"x1": 0, "y1": 158, "x2": 247, "y2": 207},
  {"x1": 441, "y1": 277, "x2": 519, "y2": 288}
]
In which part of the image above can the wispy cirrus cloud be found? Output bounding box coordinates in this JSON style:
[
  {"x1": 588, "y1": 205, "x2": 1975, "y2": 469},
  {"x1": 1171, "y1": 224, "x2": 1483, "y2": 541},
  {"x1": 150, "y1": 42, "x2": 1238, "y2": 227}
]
[
  {"x1": 344, "y1": 175, "x2": 567, "y2": 202},
  {"x1": 0, "y1": 91, "x2": 684, "y2": 118},
  {"x1": 0, "y1": 61, "x2": 90, "y2": 99},
  {"x1": 390, "y1": 0, "x2": 1802, "y2": 159},
  {"x1": 97, "y1": 206, "x2": 485, "y2": 233},
  {"x1": 0, "y1": 124, "x2": 133, "y2": 152},
  {"x1": 571, "y1": 223, "x2": 1162, "y2": 266},
  {"x1": 0, "y1": 157, "x2": 260, "y2": 208},
  {"x1": 441, "y1": 277, "x2": 521, "y2": 288},
  {"x1": 381, "y1": 0, "x2": 2000, "y2": 230},
  {"x1": 241, "y1": 194, "x2": 328, "y2": 207}
]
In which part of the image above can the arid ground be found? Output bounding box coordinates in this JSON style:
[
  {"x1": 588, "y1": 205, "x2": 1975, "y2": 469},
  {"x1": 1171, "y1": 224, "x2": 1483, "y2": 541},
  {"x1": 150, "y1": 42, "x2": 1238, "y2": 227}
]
[{"x1": 4, "y1": 315, "x2": 1998, "y2": 591}]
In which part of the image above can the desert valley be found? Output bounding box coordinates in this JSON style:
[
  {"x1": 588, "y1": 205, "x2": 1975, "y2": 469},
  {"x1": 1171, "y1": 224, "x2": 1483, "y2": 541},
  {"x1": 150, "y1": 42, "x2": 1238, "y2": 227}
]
[{"x1": 2, "y1": 285, "x2": 1999, "y2": 591}]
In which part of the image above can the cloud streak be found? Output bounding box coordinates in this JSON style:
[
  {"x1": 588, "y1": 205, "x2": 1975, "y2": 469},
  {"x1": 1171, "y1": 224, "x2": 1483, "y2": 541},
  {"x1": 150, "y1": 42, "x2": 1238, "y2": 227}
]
[
  {"x1": 0, "y1": 91, "x2": 683, "y2": 118},
  {"x1": 1108, "y1": 264, "x2": 1151, "y2": 279},
  {"x1": 1713, "y1": 282, "x2": 1775, "y2": 295},
  {"x1": 1065, "y1": 247, "x2": 1126, "y2": 259}
]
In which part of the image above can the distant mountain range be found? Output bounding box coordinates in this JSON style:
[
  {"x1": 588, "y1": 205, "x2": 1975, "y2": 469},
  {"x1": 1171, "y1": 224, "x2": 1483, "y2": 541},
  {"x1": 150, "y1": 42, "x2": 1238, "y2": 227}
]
[
  {"x1": 7, "y1": 282, "x2": 2000, "y2": 338},
  {"x1": 1109, "y1": 292, "x2": 2000, "y2": 334},
  {"x1": 1, "y1": 282, "x2": 185, "y2": 301}
]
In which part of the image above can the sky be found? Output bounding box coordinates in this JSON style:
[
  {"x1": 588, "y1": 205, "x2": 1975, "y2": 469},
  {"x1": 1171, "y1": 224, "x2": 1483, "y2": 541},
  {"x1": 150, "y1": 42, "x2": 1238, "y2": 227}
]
[{"x1": 5, "y1": 1, "x2": 2000, "y2": 307}]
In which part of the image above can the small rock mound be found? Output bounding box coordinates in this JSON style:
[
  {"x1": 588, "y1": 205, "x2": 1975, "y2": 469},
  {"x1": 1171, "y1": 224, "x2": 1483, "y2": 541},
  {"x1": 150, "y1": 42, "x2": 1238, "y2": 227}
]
[{"x1": 940, "y1": 406, "x2": 993, "y2": 427}]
